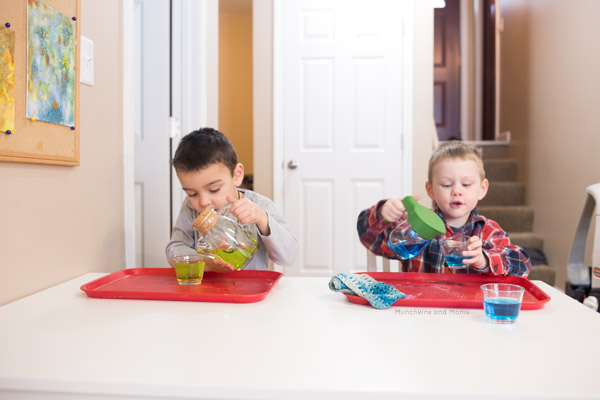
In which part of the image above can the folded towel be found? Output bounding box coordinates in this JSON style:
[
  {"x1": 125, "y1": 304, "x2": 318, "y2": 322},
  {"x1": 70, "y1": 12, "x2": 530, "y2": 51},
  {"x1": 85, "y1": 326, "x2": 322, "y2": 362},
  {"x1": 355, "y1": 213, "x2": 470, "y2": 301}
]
[{"x1": 329, "y1": 273, "x2": 406, "y2": 309}]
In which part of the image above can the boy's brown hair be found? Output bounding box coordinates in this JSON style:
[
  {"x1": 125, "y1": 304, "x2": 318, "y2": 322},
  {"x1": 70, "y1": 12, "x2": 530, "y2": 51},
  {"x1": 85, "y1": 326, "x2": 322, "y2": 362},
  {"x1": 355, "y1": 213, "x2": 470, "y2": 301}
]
[
  {"x1": 428, "y1": 141, "x2": 485, "y2": 183},
  {"x1": 172, "y1": 127, "x2": 238, "y2": 174}
]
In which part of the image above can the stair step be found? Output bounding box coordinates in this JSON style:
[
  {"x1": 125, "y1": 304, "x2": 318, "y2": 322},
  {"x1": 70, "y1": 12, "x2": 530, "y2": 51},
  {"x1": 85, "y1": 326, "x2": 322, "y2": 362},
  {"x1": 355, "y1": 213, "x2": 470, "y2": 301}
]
[
  {"x1": 478, "y1": 206, "x2": 533, "y2": 232},
  {"x1": 484, "y1": 159, "x2": 517, "y2": 182},
  {"x1": 507, "y1": 232, "x2": 544, "y2": 250},
  {"x1": 480, "y1": 182, "x2": 525, "y2": 206},
  {"x1": 479, "y1": 143, "x2": 509, "y2": 159},
  {"x1": 475, "y1": 143, "x2": 555, "y2": 286},
  {"x1": 528, "y1": 264, "x2": 556, "y2": 286}
]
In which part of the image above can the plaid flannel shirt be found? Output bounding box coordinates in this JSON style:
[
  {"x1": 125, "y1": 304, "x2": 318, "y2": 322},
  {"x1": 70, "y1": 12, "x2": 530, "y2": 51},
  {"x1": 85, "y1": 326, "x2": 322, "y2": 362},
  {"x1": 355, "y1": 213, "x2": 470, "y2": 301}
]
[{"x1": 357, "y1": 200, "x2": 531, "y2": 277}]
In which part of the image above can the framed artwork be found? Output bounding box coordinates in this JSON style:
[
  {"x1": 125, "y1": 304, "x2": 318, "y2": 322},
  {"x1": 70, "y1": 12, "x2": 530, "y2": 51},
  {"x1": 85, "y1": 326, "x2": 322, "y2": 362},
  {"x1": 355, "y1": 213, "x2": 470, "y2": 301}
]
[
  {"x1": 0, "y1": 0, "x2": 81, "y2": 166},
  {"x1": 0, "y1": 25, "x2": 15, "y2": 135}
]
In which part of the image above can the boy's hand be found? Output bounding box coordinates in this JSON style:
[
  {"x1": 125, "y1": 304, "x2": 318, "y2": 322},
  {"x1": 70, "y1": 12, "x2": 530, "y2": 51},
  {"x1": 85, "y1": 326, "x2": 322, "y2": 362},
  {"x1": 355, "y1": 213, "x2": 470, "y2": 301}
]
[
  {"x1": 204, "y1": 258, "x2": 235, "y2": 273},
  {"x1": 226, "y1": 195, "x2": 270, "y2": 235},
  {"x1": 380, "y1": 194, "x2": 421, "y2": 222},
  {"x1": 462, "y1": 236, "x2": 487, "y2": 270}
]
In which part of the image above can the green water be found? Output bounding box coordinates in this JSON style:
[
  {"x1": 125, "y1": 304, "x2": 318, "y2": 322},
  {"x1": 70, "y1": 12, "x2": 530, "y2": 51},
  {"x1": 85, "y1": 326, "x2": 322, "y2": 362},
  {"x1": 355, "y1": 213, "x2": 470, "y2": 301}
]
[
  {"x1": 173, "y1": 260, "x2": 205, "y2": 285},
  {"x1": 202, "y1": 246, "x2": 258, "y2": 270}
]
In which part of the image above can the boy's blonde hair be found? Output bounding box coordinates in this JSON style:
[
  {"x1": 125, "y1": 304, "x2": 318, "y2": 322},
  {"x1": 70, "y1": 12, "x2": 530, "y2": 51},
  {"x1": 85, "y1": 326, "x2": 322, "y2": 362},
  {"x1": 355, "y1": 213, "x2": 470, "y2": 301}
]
[{"x1": 428, "y1": 141, "x2": 485, "y2": 183}]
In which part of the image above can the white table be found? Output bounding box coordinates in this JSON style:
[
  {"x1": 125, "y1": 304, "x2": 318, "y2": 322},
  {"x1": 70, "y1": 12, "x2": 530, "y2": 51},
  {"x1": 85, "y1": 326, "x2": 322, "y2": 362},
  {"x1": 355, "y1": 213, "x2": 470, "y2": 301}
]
[{"x1": 1, "y1": 273, "x2": 600, "y2": 400}]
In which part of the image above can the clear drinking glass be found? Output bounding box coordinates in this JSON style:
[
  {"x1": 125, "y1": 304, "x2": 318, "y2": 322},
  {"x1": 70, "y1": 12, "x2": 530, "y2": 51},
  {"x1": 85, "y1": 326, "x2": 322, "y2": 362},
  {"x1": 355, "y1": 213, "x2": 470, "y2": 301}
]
[
  {"x1": 441, "y1": 235, "x2": 472, "y2": 269},
  {"x1": 173, "y1": 254, "x2": 213, "y2": 285},
  {"x1": 481, "y1": 283, "x2": 525, "y2": 324}
]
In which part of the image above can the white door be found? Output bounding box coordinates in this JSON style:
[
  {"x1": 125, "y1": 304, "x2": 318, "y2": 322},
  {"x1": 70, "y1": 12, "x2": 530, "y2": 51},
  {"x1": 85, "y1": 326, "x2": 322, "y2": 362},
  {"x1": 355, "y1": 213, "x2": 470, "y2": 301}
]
[
  {"x1": 134, "y1": 0, "x2": 171, "y2": 268},
  {"x1": 275, "y1": 0, "x2": 412, "y2": 276}
]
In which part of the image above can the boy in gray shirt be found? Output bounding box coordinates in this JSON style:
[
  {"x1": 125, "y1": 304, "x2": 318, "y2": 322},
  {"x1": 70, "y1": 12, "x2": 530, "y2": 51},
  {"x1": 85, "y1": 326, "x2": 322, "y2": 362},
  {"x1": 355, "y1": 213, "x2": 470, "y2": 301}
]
[{"x1": 166, "y1": 128, "x2": 297, "y2": 271}]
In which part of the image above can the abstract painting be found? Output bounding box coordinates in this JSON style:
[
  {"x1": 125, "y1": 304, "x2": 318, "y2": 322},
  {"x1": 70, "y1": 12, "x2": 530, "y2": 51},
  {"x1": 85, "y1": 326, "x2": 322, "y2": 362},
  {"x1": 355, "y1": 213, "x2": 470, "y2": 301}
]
[
  {"x1": 26, "y1": 0, "x2": 76, "y2": 127},
  {"x1": 0, "y1": 25, "x2": 15, "y2": 133}
]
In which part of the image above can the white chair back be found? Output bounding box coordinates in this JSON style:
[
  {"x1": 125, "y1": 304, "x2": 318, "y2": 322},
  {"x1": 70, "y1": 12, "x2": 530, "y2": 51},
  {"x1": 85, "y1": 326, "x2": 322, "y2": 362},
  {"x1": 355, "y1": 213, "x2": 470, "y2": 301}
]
[{"x1": 366, "y1": 250, "x2": 401, "y2": 272}]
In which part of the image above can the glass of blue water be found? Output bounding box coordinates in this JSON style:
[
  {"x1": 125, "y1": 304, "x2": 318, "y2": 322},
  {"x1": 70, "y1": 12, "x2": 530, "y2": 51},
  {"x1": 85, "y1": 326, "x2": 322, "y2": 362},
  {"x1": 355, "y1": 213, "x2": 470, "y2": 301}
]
[
  {"x1": 388, "y1": 226, "x2": 430, "y2": 260},
  {"x1": 481, "y1": 283, "x2": 525, "y2": 324},
  {"x1": 441, "y1": 235, "x2": 471, "y2": 269}
]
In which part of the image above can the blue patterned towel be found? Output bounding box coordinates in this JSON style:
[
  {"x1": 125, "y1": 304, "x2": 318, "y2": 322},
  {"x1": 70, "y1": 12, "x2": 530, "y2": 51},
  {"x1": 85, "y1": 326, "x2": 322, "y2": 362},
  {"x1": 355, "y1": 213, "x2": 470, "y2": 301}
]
[{"x1": 329, "y1": 273, "x2": 406, "y2": 309}]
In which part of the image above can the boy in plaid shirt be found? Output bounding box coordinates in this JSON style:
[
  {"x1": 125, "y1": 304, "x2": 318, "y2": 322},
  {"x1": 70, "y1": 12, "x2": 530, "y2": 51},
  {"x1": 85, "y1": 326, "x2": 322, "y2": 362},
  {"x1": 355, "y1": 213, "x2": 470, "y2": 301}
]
[{"x1": 357, "y1": 141, "x2": 530, "y2": 277}]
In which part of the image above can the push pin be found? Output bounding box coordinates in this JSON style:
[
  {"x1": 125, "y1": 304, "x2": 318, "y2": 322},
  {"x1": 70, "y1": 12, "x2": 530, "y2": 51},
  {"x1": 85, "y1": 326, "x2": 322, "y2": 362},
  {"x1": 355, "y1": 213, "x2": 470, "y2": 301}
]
[
  {"x1": 4, "y1": 23, "x2": 10, "y2": 28},
  {"x1": 72, "y1": 17, "x2": 76, "y2": 21},
  {"x1": 70, "y1": 126, "x2": 75, "y2": 131},
  {"x1": 5, "y1": 130, "x2": 12, "y2": 135},
  {"x1": 31, "y1": 117, "x2": 36, "y2": 122}
]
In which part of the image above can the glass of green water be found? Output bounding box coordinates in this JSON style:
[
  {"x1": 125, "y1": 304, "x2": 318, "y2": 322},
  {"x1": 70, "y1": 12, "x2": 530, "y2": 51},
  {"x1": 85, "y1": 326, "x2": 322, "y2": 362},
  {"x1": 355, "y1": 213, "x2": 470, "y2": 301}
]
[{"x1": 173, "y1": 254, "x2": 212, "y2": 286}]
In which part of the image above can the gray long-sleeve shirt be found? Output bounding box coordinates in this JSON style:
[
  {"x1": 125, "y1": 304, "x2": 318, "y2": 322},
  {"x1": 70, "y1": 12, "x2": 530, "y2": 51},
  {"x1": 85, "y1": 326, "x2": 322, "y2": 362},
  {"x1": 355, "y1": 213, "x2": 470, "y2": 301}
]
[{"x1": 166, "y1": 189, "x2": 297, "y2": 270}]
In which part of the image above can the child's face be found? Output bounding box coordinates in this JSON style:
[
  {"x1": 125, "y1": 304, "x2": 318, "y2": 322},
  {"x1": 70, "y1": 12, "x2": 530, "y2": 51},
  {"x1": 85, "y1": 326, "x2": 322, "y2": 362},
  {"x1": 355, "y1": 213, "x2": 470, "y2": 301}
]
[
  {"x1": 177, "y1": 162, "x2": 244, "y2": 213},
  {"x1": 425, "y1": 158, "x2": 488, "y2": 227}
]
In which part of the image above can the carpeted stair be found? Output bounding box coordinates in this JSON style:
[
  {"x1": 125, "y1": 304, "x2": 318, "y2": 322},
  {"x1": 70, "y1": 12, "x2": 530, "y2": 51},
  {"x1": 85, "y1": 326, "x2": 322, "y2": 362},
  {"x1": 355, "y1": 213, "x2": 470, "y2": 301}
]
[{"x1": 477, "y1": 143, "x2": 556, "y2": 285}]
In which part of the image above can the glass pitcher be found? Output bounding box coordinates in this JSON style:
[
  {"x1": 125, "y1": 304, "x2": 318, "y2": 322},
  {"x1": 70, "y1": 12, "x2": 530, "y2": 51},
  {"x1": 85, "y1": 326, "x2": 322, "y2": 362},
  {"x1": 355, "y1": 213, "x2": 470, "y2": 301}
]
[
  {"x1": 387, "y1": 196, "x2": 446, "y2": 261},
  {"x1": 192, "y1": 204, "x2": 259, "y2": 270},
  {"x1": 388, "y1": 225, "x2": 431, "y2": 260}
]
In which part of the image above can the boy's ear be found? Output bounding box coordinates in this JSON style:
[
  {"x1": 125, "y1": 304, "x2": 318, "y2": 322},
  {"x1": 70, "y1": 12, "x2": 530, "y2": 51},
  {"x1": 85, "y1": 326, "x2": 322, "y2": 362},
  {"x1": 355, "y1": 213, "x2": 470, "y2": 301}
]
[
  {"x1": 425, "y1": 181, "x2": 435, "y2": 201},
  {"x1": 478, "y1": 178, "x2": 489, "y2": 200},
  {"x1": 232, "y1": 163, "x2": 245, "y2": 187}
]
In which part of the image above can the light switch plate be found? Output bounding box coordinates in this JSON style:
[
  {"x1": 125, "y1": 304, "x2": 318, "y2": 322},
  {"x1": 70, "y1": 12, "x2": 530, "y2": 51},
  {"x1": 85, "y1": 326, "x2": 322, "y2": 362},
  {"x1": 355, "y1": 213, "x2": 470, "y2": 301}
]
[{"x1": 80, "y1": 35, "x2": 94, "y2": 86}]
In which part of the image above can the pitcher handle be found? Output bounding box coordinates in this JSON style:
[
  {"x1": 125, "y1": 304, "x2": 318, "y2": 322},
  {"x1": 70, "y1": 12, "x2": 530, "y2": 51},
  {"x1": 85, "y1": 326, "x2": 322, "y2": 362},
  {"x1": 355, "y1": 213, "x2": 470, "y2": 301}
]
[{"x1": 216, "y1": 202, "x2": 257, "y2": 242}]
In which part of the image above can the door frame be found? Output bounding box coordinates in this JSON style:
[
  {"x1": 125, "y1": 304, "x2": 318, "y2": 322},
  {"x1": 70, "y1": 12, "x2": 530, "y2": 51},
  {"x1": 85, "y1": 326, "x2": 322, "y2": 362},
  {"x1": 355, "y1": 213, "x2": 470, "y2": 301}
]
[
  {"x1": 123, "y1": 0, "x2": 135, "y2": 268},
  {"x1": 272, "y1": 0, "x2": 415, "y2": 210}
]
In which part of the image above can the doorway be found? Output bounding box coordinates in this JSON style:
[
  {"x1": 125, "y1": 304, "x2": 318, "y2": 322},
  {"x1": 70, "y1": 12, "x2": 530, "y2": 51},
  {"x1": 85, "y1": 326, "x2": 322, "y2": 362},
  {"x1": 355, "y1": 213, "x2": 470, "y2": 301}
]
[
  {"x1": 125, "y1": 0, "x2": 421, "y2": 274},
  {"x1": 434, "y1": 0, "x2": 501, "y2": 142},
  {"x1": 133, "y1": 0, "x2": 171, "y2": 268},
  {"x1": 219, "y1": 0, "x2": 254, "y2": 189},
  {"x1": 434, "y1": 0, "x2": 461, "y2": 141},
  {"x1": 128, "y1": 0, "x2": 217, "y2": 268}
]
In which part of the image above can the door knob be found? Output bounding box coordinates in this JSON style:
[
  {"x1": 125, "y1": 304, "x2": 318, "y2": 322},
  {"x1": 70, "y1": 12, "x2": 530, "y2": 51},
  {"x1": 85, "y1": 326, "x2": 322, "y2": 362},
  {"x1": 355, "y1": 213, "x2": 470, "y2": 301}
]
[{"x1": 287, "y1": 160, "x2": 298, "y2": 169}]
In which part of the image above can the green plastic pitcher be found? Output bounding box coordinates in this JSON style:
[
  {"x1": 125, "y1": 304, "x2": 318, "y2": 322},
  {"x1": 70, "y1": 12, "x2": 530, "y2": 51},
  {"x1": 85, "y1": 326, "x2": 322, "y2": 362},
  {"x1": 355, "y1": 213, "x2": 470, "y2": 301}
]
[{"x1": 401, "y1": 196, "x2": 446, "y2": 240}]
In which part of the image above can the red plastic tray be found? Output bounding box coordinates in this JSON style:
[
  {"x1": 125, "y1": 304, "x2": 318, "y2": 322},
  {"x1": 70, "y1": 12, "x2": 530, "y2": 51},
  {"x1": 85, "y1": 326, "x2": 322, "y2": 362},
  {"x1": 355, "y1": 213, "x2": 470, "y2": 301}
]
[
  {"x1": 344, "y1": 272, "x2": 550, "y2": 309},
  {"x1": 81, "y1": 268, "x2": 282, "y2": 303}
]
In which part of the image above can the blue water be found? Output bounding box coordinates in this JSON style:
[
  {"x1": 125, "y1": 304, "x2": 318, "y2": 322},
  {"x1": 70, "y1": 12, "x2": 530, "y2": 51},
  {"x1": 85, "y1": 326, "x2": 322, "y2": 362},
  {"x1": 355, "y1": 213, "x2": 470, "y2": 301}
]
[
  {"x1": 388, "y1": 241, "x2": 429, "y2": 260},
  {"x1": 445, "y1": 254, "x2": 470, "y2": 268},
  {"x1": 483, "y1": 297, "x2": 521, "y2": 321}
]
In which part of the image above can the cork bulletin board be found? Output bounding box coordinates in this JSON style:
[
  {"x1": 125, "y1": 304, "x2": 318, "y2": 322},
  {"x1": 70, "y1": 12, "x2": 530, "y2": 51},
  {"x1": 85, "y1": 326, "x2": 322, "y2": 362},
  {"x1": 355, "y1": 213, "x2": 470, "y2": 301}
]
[{"x1": 0, "y1": 0, "x2": 81, "y2": 166}]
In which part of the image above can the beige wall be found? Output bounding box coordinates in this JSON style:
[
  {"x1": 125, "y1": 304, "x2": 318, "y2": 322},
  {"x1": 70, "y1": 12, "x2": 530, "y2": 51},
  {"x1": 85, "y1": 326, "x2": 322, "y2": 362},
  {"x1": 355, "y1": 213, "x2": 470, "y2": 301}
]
[
  {"x1": 219, "y1": 5, "x2": 253, "y2": 175},
  {"x1": 500, "y1": 0, "x2": 600, "y2": 288},
  {"x1": 0, "y1": 0, "x2": 125, "y2": 305}
]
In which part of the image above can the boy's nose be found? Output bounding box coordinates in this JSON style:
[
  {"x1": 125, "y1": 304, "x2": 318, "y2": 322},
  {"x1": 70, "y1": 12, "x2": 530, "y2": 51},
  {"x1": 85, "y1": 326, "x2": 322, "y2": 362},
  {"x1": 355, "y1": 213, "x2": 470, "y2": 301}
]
[
  {"x1": 199, "y1": 199, "x2": 212, "y2": 210},
  {"x1": 196, "y1": 195, "x2": 212, "y2": 210}
]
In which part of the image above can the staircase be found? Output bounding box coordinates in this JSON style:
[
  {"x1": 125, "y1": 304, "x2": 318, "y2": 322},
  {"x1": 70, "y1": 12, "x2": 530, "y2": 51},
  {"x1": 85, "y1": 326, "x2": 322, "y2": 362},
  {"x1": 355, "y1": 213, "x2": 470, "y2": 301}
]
[{"x1": 477, "y1": 143, "x2": 556, "y2": 286}]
